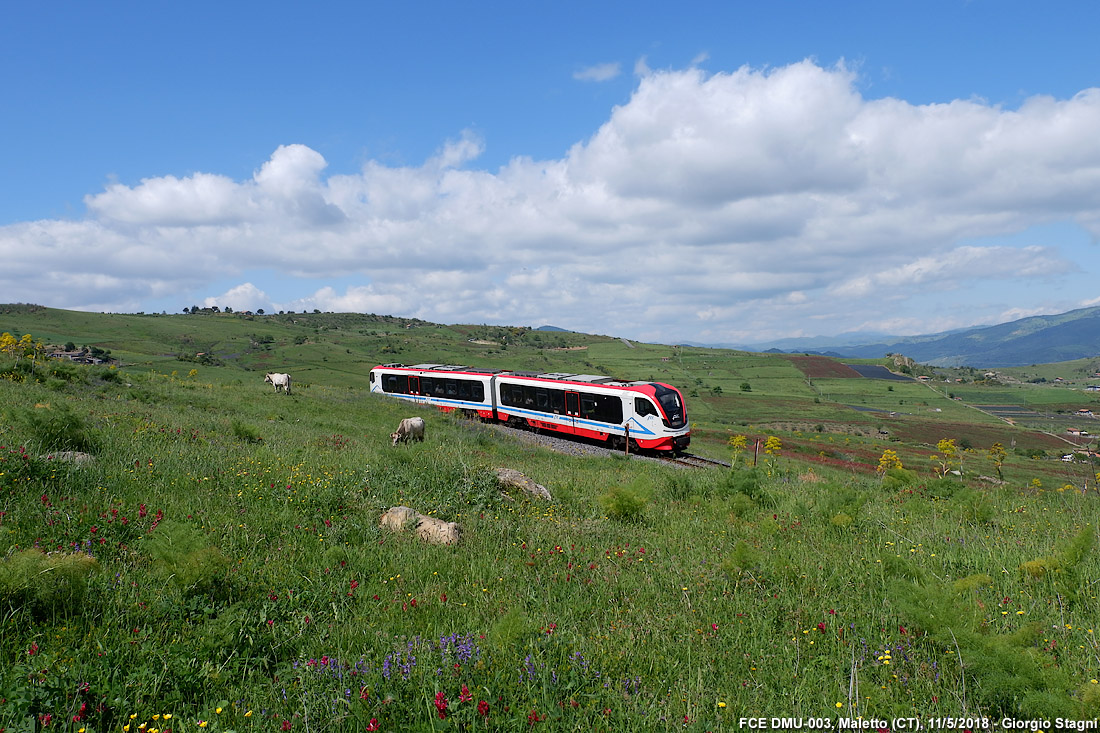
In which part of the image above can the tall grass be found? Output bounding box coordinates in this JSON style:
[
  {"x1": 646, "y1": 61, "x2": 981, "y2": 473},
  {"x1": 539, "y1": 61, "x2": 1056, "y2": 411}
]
[{"x1": 1, "y1": 360, "x2": 1098, "y2": 731}]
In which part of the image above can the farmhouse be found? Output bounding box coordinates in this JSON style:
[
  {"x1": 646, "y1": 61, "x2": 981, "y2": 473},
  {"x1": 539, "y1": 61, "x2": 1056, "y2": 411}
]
[
  {"x1": 1075, "y1": 408, "x2": 1094, "y2": 418},
  {"x1": 48, "y1": 349, "x2": 107, "y2": 365}
]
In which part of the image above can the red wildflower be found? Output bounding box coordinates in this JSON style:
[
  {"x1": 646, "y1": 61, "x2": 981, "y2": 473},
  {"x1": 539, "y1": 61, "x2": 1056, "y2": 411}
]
[
  {"x1": 527, "y1": 709, "x2": 542, "y2": 725},
  {"x1": 459, "y1": 684, "x2": 473, "y2": 703},
  {"x1": 434, "y1": 691, "x2": 449, "y2": 719},
  {"x1": 366, "y1": 720, "x2": 379, "y2": 731},
  {"x1": 281, "y1": 720, "x2": 292, "y2": 731},
  {"x1": 477, "y1": 700, "x2": 490, "y2": 717},
  {"x1": 816, "y1": 622, "x2": 827, "y2": 633}
]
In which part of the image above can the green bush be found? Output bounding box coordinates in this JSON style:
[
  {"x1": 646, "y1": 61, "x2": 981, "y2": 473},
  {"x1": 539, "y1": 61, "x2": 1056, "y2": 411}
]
[
  {"x1": 926, "y1": 476, "x2": 965, "y2": 498},
  {"x1": 142, "y1": 521, "x2": 232, "y2": 600},
  {"x1": 722, "y1": 467, "x2": 775, "y2": 507},
  {"x1": 230, "y1": 418, "x2": 263, "y2": 443},
  {"x1": 882, "y1": 465, "x2": 918, "y2": 490},
  {"x1": 598, "y1": 485, "x2": 648, "y2": 522},
  {"x1": 0, "y1": 549, "x2": 100, "y2": 616},
  {"x1": 10, "y1": 402, "x2": 98, "y2": 453}
]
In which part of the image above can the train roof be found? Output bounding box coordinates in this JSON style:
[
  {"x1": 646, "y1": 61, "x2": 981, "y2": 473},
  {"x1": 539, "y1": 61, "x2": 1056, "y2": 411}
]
[{"x1": 376, "y1": 363, "x2": 652, "y2": 388}]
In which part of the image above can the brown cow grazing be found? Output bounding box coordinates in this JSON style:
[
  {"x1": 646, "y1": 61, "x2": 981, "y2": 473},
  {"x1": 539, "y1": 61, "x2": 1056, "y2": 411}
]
[{"x1": 390, "y1": 417, "x2": 425, "y2": 446}]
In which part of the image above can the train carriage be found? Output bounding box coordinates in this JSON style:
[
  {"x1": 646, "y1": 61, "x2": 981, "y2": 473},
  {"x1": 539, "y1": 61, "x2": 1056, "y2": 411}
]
[{"x1": 369, "y1": 363, "x2": 689, "y2": 451}]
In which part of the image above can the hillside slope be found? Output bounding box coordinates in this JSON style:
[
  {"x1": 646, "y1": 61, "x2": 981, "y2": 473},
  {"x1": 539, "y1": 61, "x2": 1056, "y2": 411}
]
[{"x1": 819, "y1": 306, "x2": 1100, "y2": 367}]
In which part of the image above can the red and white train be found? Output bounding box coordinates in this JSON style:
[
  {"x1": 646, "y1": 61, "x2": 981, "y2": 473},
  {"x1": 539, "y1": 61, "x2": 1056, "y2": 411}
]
[{"x1": 369, "y1": 363, "x2": 690, "y2": 452}]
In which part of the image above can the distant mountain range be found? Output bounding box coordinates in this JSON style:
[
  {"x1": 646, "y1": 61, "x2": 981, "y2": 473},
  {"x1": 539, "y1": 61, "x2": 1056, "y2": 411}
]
[{"x1": 733, "y1": 306, "x2": 1100, "y2": 367}]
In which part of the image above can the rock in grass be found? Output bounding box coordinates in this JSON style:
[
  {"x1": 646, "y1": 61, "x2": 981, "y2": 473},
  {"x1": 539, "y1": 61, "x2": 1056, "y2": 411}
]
[
  {"x1": 494, "y1": 467, "x2": 552, "y2": 501},
  {"x1": 379, "y1": 506, "x2": 463, "y2": 545}
]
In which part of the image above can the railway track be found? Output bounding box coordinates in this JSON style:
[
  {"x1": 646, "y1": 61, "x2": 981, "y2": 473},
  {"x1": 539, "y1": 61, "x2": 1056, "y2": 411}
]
[{"x1": 663, "y1": 452, "x2": 730, "y2": 469}]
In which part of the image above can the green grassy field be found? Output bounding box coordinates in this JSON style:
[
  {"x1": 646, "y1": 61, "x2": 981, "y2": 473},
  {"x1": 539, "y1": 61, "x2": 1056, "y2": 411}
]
[{"x1": 2, "y1": 306, "x2": 1099, "y2": 730}]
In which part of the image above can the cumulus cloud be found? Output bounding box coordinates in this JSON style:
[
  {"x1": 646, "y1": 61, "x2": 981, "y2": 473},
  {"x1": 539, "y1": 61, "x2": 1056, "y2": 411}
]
[{"x1": 4, "y1": 60, "x2": 1100, "y2": 342}]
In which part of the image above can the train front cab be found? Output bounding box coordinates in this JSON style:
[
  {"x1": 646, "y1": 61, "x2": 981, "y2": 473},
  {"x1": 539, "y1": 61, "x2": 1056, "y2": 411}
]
[{"x1": 630, "y1": 382, "x2": 690, "y2": 452}]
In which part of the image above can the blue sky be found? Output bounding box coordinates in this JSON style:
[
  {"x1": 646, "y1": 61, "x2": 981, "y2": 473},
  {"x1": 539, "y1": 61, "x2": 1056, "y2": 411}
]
[{"x1": 4, "y1": 1, "x2": 1100, "y2": 346}]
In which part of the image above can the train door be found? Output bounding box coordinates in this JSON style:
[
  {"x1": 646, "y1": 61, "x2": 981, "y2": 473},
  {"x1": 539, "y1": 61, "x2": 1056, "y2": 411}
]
[
  {"x1": 408, "y1": 376, "x2": 421, "y2": 398},
  {"x1": 565, "y1": 391, "x2": 581, "y2": 433}
]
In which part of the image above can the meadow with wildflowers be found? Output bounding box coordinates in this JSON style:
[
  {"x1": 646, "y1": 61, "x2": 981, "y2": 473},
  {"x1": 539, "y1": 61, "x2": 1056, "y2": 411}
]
[{"x1": 1, "y1": 308, "x2": 1099, "y2": 731}]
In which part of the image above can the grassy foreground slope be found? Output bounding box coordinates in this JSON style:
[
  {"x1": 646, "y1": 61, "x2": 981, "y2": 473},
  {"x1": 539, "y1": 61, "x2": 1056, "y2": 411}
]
[{"x1": 0, "y1": 306, "x2": 1099, "y2": 730}]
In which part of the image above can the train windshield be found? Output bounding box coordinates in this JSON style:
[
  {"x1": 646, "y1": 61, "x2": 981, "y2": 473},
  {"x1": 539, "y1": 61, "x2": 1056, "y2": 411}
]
[{"x1": 652, "y1": 384, "x2": 686, "y2": 429}]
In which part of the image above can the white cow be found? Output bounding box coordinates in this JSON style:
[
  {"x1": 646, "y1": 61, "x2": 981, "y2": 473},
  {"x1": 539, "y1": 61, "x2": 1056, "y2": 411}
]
[
  {"x1": 264, "y1": 373, "x2": 292, "y2": 394},
  {"x1": 390, "y1": 416, "x2": 425, "y2": 446}
]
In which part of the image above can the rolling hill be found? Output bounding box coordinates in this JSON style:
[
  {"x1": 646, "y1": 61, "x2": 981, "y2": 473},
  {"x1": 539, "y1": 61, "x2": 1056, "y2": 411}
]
[{"x1": 745, "y1": 305, "x2": 1100, "y2": 367}]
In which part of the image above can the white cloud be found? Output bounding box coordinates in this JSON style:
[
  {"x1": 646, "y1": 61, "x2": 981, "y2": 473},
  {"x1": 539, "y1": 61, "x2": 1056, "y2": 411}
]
[
  {"x1": 5, "y1": 60, "x2": 1100, "y2": 343},
  {"x1": 203, "y1": 283, "x2": 272, "y2": 312},
  {"x1": 574, "y1": 62, "x2": 621, "y2": 82}
]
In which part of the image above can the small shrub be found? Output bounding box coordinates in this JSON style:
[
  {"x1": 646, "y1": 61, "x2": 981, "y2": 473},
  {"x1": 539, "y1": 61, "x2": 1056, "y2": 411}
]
[
  {"x1": 721, "y1": 540, "x2": 763, "y2": 578},
  {"x1": 142, "y1": 521, "x2": 231, "y2": 599},
  {"x1": 11, "y1": 403, "x2": 98, "y2": 453},
  {"x1": 230, "y1": 418, "x2": 263, "y2": 443},
  {"x1": 46, "y1": 360, "x2": 84, "y2": 383},
  {"x1": 662, "y1": 474, "x2": 692, "y2": 501},
  {"x1": 926, "y1": 476, "x2": 964, "y2": 499},
  {"x1": 726, "y1": 492, "x2": 756, "y2": 518},
  {"x1": 882, "y1": 465, "x2": 918, "y2": 490},
  {"x1": 722, "y1": 468, "x2": 775, "y2": 507},
  {"x1": 0, "y1": 549, "x2": 100, "y2": 616},
  {"x1": 952, "y1": 488, "x2": 996, "y2": 525},
  {"x1": 598, "y1": 486, "x2": 648, "y2": 522}
]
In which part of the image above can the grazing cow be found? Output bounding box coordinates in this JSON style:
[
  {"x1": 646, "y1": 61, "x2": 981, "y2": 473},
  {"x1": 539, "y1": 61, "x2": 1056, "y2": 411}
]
[
  {"x1": 264, "y1": 373, "x2": 292, "y2": 394},
  {"x1": 390, "y1": 416, "x2": 425, "y2": 446}
]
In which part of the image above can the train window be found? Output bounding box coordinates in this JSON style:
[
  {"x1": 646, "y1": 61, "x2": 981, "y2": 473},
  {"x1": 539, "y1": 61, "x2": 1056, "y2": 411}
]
[
  {"x1": 502, "y1": 384, "x2": 524, "y2": 407},
  {"x1": 383, "y1": 375, "x2": 409, "y2": 394},
  {"x1": 653, "y1": 384, "x2": 687, "y2": 428},
  {"x1": 457, "y1": 381, "x2": 470, "y2": 399},
  {"x1": 472, "y1": 382, "x2": 484, "y2": 401},
  {"x1": 535, "y1": 388, "x2": 549, "y2": 410},
  {"x1": 550, "y1": 389, "x2": 564, "y2": 413},
  {"x1": 445, "y1": 380, "x2": 458, "y2": 396},
  {"x1": 580, "y1": 394, "x2": 623, "y2": 424},
  {"x1": 635, "y1": 398, "x2": 658, "y2": 417},
  {"x1": 369, "y1": 372, "x2": 376, "y2": 384}
]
